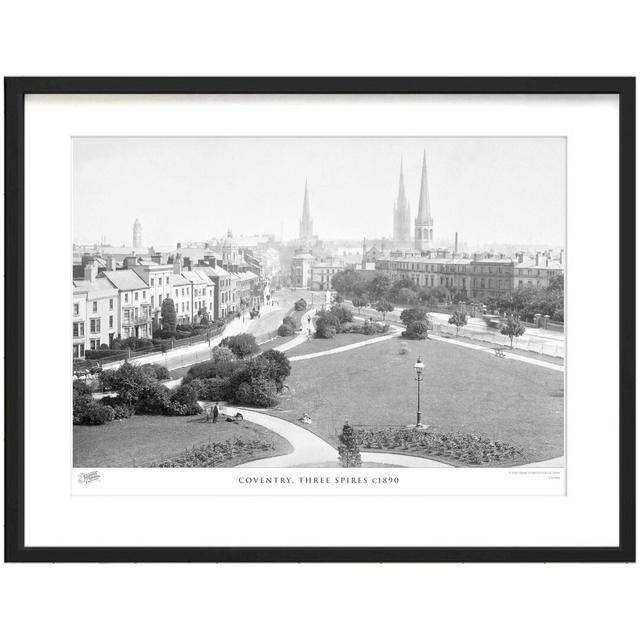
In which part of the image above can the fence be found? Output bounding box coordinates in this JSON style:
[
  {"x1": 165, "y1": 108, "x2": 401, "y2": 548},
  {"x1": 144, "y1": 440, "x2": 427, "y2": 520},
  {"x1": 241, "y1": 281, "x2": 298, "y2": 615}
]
[
  {"x1": 431, "y1": 322, "x2": 565, "y2": 358},
  {"x1": 74, "y1": 325, "x2": 227, "y2": 375}
]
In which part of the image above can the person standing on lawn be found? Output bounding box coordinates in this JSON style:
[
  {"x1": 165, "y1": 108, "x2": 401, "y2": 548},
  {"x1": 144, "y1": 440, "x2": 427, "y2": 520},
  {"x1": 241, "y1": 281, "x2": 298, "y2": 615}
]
[{"x1": 213, "y1": 403, "x2": 220, "y2": 423}]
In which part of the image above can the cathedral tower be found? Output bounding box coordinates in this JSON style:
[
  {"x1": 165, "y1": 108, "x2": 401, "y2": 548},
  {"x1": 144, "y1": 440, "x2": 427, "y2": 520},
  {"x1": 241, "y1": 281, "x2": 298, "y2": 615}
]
[
  {"x1": 414, "y1": 151, "x2": 434, "y2": 251},
  {"x1": 393, "y1": 160, "x2": 411, "y2": 245}
]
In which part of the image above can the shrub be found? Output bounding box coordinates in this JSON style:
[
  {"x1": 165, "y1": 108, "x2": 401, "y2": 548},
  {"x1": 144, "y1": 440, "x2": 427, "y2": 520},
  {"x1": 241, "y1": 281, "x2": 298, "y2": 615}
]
[
  {"x1": 85, "y1": 349, "x2": 128, "y2": 361},
  {"x1": 74, "y1": 398, "x2": 115, "y2": 425},
  {"x1": 135, "y1": 383, "x2": 172, "y2": 415},
  {"x1": 220, "y1": 333, "x2": 260, "y2": 359},
  {"x1": 400, "y1": 307, "x2": 428, "y2": 326},
  {"x1": 315, "y1": 321, "x2": 337, "y2": 339},
  {"x1": 100, "y1": 396, "x2": 134, "y2": 419},
  {"x1": 198, "y1": 377, "x2": 230, "y2": 402},
  {"x1": 338, "y1": 422, "x2": 362, "y2": 467},
  {"x1": 99, "y1": 362, "x2": 154, "y2": 405},
  {"x1": 169, "y1": 383, "x2": 202, "y2": 416},
  {"x1": 402, "y1": 320, "x2": 429, "y2": 340},
  {"x1": 140, "y1": 363, "x2": 170, "y2": 380},
  {"x1": 282, "y1": 315, "x2": 296, "y2": 328},
  {"x1": 277, "y1": 323, "x2": 294, "y2": 337},
  {"x1": 227, "y1": 359, "x2": 280, "y2": 407},
  {"x1": 294, "y1": 298, "x2": 307, "y2": 312},
  {"x1": 258, "y1": 350, "x2": 291, "y2": 391},
  {"x1": 362, "y1": 320, "x2": 377, "y2": 335},
  {"x1": 211, "y1": 345, "x2": 236, "y2": 364},
  {"x1": 330, "y1": 304, "x2": 353, "y2": 324},
  {"x1": 183, "y1": 358, "x2": 243, "y2": 383}
]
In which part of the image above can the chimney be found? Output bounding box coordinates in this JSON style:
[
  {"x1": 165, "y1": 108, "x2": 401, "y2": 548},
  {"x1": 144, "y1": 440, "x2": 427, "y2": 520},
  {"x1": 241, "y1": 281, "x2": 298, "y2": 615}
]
[
  {"x1": 83, "y1": 261, "x2": 97, "y2": 282},
  {"x1": 454, "y1": 232, "x2": 458, "y2": 255},
  {"x1": 123, "y1": 255, "x2": 137, "y2": 269},
  {"x1": 151, "y1": 253, "x2": 162, "y2": 264},
  {"x1": 545, "y1": 257, "x2": 549, "y2": 267},
  {"x1": 173, "y1": 257, "x2": 183, "y2": 275},
  {"x1": 81, "y1": 253, "x2": 94, "y2": 268},
  {"x1": 183, "y1": 257, "x2": 192, "y2": 271},
  {"x1": 473, "y1": 252, "x2": 479, "y2": 262},
  {"x1": 535, "y1": 252, "x2": 540, "y2": 266}
]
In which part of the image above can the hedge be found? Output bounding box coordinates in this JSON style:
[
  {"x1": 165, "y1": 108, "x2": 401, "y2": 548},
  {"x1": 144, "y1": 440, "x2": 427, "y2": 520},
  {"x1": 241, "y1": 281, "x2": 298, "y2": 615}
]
[{"x1": 85, "y1": 349, "x2": 128, "y2": 361}]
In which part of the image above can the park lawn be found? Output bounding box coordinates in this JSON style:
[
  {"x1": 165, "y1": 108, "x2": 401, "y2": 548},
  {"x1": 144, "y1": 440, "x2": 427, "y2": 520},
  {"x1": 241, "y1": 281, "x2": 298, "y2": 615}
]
[
  {"x1": 284, "y1": 331, "x2": 382, "y2": 358},
  {"x1": 271, "y1": 335, "x2": 564, "y2": 464},
  {"x1": 73, "y1": 413, "x2": 292, "y2": 468}
]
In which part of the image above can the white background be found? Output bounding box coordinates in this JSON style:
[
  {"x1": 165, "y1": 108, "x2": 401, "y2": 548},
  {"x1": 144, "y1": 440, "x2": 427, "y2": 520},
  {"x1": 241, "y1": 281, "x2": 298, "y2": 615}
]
[{"x1": 1, "y1": 1, "x2": 638, "y2": 639}]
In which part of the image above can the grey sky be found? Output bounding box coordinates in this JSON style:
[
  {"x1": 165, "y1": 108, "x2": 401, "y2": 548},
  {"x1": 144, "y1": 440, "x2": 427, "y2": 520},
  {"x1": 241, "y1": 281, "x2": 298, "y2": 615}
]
[{"x1": 72, "y1": 137, "x2": 565, "y2": 247}]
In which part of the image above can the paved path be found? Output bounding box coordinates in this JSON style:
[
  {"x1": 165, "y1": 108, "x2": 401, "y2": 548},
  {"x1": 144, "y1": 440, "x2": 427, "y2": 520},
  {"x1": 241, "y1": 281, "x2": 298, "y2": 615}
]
[
  {"x1": 273, "y1": 308, "x2": 317, "y2": 354},
  {"x1": 428, "y1": 334, "x2": 564, "y2": 372}
]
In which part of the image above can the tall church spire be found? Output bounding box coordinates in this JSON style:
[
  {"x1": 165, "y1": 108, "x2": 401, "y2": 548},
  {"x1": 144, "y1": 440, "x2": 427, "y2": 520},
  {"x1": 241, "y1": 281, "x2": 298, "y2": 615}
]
[
  {"x1": 393, "y1": 159, "x2": 411, "y2": 245},
  {"x1": 299, "y1": 179, "x2": 313, "y2": 245},
  {"x1": 415, "y1": 150, "x2": 434, "y2": 251}
]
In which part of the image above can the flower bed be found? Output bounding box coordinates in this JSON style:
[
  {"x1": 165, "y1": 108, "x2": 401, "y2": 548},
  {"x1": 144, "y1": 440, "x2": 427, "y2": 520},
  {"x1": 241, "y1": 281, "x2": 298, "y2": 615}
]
[
  {"x1": 356, "y1": 427, "x2": 528, "y2": 466},
  {"x1": 151, "y1": 437, "x2": 278, "y2": 467}
]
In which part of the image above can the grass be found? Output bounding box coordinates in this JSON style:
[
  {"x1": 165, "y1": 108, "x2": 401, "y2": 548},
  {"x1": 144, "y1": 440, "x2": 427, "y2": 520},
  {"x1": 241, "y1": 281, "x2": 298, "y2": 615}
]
[
  {"x1": 270, "y1": 335, "x2": 564, "y2": 464},
  {"x1": 73, "y1": 413, "x2": 293, "y2": 468},
  {"x1": 284, "y1": 331, "x2": 381, "y2": 358}
]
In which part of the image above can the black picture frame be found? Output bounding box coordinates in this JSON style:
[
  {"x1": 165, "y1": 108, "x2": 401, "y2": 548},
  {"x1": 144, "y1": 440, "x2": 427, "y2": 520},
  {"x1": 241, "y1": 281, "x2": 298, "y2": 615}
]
[{"x1": 4, "y1": 77, "x2": 636, "y2": 563}]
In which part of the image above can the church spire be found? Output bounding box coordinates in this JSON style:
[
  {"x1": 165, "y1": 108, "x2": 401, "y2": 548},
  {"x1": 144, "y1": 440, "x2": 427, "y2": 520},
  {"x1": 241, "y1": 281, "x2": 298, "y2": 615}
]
[
  {"x1": 415, "y1": 150, "x2": 434, "y2": 251},
  {"x1": 416, "y1": 150, "x2": 432, "y2": 224},
  {"x1": 393, "y1": 159, "x2": 411, "y2": 245},
  {"x1": 299, "y1": 179, "x2": 313, "y2": 244}
]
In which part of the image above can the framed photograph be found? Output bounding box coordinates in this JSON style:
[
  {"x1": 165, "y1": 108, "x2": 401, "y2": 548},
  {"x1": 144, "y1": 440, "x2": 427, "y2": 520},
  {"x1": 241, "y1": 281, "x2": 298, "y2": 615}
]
[{"x1": 4, "y1": 77, "x2": 635, "y2": 562}]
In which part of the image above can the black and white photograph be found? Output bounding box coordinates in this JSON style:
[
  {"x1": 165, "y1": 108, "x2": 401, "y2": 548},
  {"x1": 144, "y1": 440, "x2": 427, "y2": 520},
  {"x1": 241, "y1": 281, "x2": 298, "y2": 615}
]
[{"x1": 72, "y1": 136, "x2": 565, "y2": 475}]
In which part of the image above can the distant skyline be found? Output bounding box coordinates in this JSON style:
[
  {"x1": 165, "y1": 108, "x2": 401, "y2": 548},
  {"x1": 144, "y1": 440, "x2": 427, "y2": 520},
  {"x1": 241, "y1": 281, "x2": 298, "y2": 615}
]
[{"x1": 72, "y1": 137, "x2": 566, "y2": 248}]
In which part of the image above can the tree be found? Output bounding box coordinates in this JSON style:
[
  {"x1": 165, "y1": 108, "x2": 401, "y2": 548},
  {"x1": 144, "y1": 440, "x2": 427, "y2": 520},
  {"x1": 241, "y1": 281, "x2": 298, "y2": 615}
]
[
  {"x1": 330, "y1": 303, "x2": 353, "y2": 325},
  {"x1": 428, "y1": 285, "x2": 450, "y2": 304},
  {"x1": 211, "y1": 345, "x2": 236, "y2": 364},
  {"x1": 258, "y1": 350, "x2": 291, "y2": 391},
  {"x1": 396, "y1": 287, "x2": 418, "y2": 305},
  {"x1": 448, "y1": 311, "x2": 467, "y2": 336},
  {"x1": 220, "y1": 333, "x2": 260, "y2": 359},
  {"x1": 400, "y1": 307, "x2": 427, "y2": 326},
  {"x1": 374, "y1": 299, "x2": 394, "y2": 321},
  {"x1": 351, "y1": 294, "x2": 369, "y2": 312},
  {"x1": 161, "y1": 297, "x2": 177, "y2": 332},
  {"x1": 100, "y1": 362, "x2": 152, "y2": 407},
  {"x1": 500, "y1": 314, "x2": 526, "y2": 348},
  {"x1": 402, "y1": 320, "x2": 429, "y2": 340},
  {"x1": 370, "y1": 275, "x2": 391, "y2": 302},
  {"x1": 338, "y1": 421, "x2": 361, "y2": 468},
  {"x1": 294, "y1": 298, "x2": 307, "y2": 311},
  {"x1": 315, "y1": 312, "x2": 340, "y2": 339}
]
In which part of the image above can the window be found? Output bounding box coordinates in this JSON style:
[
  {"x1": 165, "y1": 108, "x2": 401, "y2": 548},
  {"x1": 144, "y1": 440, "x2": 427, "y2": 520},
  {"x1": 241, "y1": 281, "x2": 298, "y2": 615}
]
[
  {"x1": 158, "y1": 294, "x2": 162, "y2": 304},
  {"x1": 142, "y1": 290, "x2": 146, "y2": 299},
  {"x1": 109, "y1": 298, "x2": 114, "y2": 310},
  {"x1": 73, "y1": 303, "x2": 79, "y2": 316},
  {"x1": 109, "y1": 315, "x2": 113, "y2": 329},
  {"x1": 73, "y1": 322, "x2": 85, "y2": 338},
  {"x1": 73, "y1": 343, "x2": 85, "y2": 358},
  {"x1": 151, "y1": 295, "x2": 154, "y2": 307},
  {"x1": 166, "y1": 277, "x2": 169, "y2": 285},
  {"x1": 92, "y1": 301, "x2": 98, "y2": 313},
  {"x1": 90, "y1": 318, "x2": 101, "y2": 333},
  {"x1": 90, "y1": 339, "x2": 100, "y2": 350},
  {"x1": 134, "y1": 292, "x2": 139, "y2": 301},
  {"x1": 124, "y1": 293, "x2": 129, "y2": 303},
  {"x1": 151, "y1": 278, "x2": 155, "y2": 286}
]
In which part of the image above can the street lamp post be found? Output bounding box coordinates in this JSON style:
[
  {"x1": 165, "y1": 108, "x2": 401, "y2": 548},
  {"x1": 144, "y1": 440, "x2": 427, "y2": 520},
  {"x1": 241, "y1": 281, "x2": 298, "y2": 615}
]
[{"x1": 414, "y1": 356, "x2": 425, "y2": 429}]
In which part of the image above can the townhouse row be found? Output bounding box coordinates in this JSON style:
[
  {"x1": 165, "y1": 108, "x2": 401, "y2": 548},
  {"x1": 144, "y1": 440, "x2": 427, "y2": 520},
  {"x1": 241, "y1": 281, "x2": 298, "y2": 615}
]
[{"x1": 72, "y1": 255, "x2": 263, "y2": 358}]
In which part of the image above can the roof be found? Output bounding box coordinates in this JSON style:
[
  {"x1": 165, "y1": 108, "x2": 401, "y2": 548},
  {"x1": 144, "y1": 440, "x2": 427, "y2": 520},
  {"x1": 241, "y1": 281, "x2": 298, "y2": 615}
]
[
  {"x1": 99, "y1": 269, "x2": 149, "y2": 291},
  {"x1": 170, "y1": 273, "x2": 191, "y2": 286},
  {"x1": 292, "y1": 253, "x2": 315, "y2": 260},
  {"x1": 236, "y1": 271, "x2": 259, "y2": 281},
  {"x1": 73, "y1": 277, "x2": 118, "y2": 299},
  {"x1": 197, "y1": 265, "x2": 230, "y2": 278},
  {"x1": 181, "y1": 270, "x2": 213, "y2": 286},
  {"x1": 516, "y1": 259, "x2": 563, "y2": 271}
]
